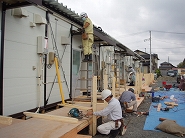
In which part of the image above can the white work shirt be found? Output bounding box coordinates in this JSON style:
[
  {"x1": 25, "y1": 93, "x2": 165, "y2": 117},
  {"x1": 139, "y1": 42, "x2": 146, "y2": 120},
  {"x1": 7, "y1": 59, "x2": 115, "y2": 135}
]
[{"x1": 93, "y1": 97, "x2": 122, "y2": 121}]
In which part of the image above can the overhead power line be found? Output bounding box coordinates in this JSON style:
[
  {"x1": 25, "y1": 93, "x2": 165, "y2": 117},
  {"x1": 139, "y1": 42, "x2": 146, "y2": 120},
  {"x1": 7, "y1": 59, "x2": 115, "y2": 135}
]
[
  {"x1": 153, "y1": 38, "x2": 185, "y2": 46},
  {"x1": 148, "y1": 47, "x2": 185, "y2": 49},
  {"x1": 151, "y1": 30, "x2": 185, "y2": 35},
  {"x1": 130, "y1": 46, "x2": 185, "y2": 50},
  {"x1": 116, "y1": 31, "x2": 148, "y2": 38}
]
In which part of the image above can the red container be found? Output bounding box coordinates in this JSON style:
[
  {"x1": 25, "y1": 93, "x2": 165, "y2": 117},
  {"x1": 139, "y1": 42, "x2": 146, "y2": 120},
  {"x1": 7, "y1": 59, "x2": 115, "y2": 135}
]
[
  {"x1": 162, "y1": 81, "x2": 166, "y2": 85},
  {"x1": 165, "y1": 84, "x2": 172, "y2": 90}
]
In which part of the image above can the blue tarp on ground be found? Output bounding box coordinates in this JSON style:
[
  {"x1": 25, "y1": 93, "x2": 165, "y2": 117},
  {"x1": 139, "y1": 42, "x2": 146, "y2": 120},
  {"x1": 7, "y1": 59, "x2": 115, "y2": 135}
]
[{"x1": 143, "y1": 89, "x2": 185, "y2": 130}]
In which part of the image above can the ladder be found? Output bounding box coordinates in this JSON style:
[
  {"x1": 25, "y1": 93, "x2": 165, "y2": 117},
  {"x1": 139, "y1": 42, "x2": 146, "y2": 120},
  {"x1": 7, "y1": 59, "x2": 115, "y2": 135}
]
[
  {"x1": 73, "y1": 45, "x2": 100, "y2": 102},
  {"x1": 113, "y1": 52, "x2": 121, "y2": 92},
  {"x1": 105, "y1": 49, "x2": 114, "y2": 89},
  {"x1": 105, "y1": 48, "x2": 121, "y2": 92}
]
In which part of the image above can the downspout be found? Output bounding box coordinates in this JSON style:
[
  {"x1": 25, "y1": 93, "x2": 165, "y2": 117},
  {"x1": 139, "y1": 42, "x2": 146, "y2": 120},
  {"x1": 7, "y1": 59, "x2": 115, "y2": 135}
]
[
  {"x1": 44, "y1": 11, "x2": 49, "y2": 107},
  {"x1": 0, "y1": 2, "x2": 6, "y2": 115},
  {"x1": 69, "y1": 24, "x2": 73, "y2": 98},
  {"x1": 98, "y1": 44, "x2": 101, "y2": 91}
]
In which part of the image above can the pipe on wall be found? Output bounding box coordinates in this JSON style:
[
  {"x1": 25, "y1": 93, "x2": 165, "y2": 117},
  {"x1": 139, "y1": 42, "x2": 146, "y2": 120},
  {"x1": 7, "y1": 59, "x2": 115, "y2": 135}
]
[
  {"x1": 69, "y1": 24, "x2": 73, "y2": 99},
  {"x1": 44, "y1": 11, "x2": 49, "y2": 107},
  {"x1": 0, "y1": 2, "x2": 6, "y2": 115}
]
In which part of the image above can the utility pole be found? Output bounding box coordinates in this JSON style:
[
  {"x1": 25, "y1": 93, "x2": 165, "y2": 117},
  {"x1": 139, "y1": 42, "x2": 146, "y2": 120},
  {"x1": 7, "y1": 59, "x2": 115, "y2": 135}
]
[
  {"x1": 144, "y1": 31, "x2": 152, "y2": 73},
  {"x1": 149, "y1": 31, "x2": 152, "y2": 73}
]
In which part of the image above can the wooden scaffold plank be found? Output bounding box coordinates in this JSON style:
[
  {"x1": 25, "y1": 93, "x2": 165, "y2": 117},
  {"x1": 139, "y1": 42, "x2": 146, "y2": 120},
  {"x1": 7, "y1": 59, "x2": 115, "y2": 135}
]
[
  {"x1": 76, "y1": 134, "x2": 92, "y2": 138},
  {"x1": 23, "y1": 112, "x2": 78, "y2": 123},
  {"x1": 58, "y1": 103, "x2": 92, "y2": 110}
]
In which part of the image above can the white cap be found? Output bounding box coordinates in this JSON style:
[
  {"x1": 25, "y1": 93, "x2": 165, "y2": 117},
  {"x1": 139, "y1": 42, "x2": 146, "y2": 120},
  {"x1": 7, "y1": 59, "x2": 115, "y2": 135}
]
[
  {"x1": 128, "y1": 88, "x2": 134, "y2": 93},
  {"x1": 101, "y1": 89, "x2": 112, "y2": 100}
]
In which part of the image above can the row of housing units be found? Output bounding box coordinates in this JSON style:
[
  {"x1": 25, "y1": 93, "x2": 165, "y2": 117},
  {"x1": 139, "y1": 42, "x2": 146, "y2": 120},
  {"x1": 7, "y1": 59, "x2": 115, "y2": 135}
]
[{"x1": 0, "y1": 0, "x2": 159, "y2": 118}]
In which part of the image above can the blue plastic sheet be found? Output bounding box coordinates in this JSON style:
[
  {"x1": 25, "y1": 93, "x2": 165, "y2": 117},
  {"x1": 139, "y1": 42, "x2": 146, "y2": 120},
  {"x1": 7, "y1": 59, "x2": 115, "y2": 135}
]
[{"x1": 143, "y1": 89, "x2": 185, "y2": 130}]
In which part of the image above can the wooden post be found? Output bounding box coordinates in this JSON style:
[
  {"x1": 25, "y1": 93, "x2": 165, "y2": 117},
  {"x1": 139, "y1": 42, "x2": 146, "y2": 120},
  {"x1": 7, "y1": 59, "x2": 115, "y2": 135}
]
[
  {"x1": 112, "y1": 77, "x2": 116, "y2": 96},
  {"x1": 138, "y1": 73, "x2": 142, "y2": 93},
  {"x1": 89, "y1": 76, "x2": 97, "y2": 136},
  {"x1": 150, "y1": 73, "x2": 154, "y2": 84},
  {"x1": 103, "y1": 75, "x2": 108, "y2": 90},
  {"x1": 135, "y1": 73, "x2": 139, "y2": 94}
]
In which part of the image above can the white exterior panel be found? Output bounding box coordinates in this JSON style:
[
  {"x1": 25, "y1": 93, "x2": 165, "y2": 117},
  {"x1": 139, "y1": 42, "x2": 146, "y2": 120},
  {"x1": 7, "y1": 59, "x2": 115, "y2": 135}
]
[{"x1": 3, "y1": 6, "x2": 73, "y2": 115}]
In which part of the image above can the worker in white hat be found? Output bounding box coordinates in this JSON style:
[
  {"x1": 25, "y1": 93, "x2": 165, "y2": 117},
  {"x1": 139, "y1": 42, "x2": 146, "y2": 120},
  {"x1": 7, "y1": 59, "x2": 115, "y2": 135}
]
[
  {"x1": 126, "y1": 66, "x2": 136, "y2": 83},
  {"x1": 80, "y1": 12, "x2": 94, "y2": 62},
  {"x1": 128, "y1": 72, "x2": 135, "y2": 86},
  {"x1": 127, "y1": 66, "x2": 136, "y2": 75},
  {"x1": 86, "y1": 89, "x2": 123, "y2": 137}
]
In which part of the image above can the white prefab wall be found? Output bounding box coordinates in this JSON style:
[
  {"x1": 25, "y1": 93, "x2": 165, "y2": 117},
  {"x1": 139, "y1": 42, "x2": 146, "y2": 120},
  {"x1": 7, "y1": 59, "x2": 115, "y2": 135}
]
[
  {"x1": 44, "y1": 13, "x2": 71, "y2": 105},
  {"x1": 3, "y1": 6, "x2": 73, "y2": 115}
]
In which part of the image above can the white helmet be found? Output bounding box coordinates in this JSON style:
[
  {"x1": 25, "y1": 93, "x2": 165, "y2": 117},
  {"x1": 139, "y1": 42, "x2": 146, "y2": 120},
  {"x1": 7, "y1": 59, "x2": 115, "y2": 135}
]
[
  {"x1": 101, "y1": 89, "x2": 112, "y2": 100},
  {"x1": 80, "y1": 12, "x2": 87, "y2": 18}
]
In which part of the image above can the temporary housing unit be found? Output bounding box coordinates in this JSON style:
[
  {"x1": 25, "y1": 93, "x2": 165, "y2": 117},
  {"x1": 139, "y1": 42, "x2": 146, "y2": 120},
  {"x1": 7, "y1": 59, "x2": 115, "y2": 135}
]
[
  {"x1": 0, "y1": 0, "x2": 144, "y2": 118},
  {"x1": 135, "y1": 50, "x2": 159, "y2": 73}
]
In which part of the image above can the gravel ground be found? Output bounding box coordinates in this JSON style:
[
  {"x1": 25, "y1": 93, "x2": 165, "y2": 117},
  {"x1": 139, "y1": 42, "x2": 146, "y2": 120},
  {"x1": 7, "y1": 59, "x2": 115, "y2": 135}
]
[{"x1": 92, "y1": 76, "x2": 179, "y2": 138}]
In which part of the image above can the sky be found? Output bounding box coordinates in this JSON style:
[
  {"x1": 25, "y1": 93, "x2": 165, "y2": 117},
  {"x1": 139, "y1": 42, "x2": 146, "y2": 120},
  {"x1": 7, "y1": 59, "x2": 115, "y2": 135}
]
[{"x1": 59, "y1": 0, "x2": 185, "y2": 67}]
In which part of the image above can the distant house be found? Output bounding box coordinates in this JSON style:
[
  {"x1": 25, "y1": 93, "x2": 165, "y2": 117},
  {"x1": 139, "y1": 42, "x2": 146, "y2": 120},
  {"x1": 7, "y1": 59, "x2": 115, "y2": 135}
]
[
  {"x1": 159, "y1": 62, "x2": 176, "y2": 76},
  {"x1": 134, "y1": 50, "x2": 159, "y2": 73}
]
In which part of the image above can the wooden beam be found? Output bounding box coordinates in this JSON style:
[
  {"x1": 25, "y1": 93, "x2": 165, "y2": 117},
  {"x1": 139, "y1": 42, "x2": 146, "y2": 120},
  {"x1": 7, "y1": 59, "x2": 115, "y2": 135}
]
[
  {"x1": 164, "y1": 102, "x2": 178, "y2": 106},
  {"x1": 76, "y1": 134, "x2": 92, "y2": 138},
  {"x1": 67, "y1": 101, "x2": 92, "y2": 104},
  {"x1": 0, "y1": 116, "x2": 12, "y2": 125},
  {"x1": 112, "y1": 77, "x2": 116, "y2": 96},
  {"x1": 58, "y1": 103, "x2": 92, "y2": 110},
  {"x1": 67, "y1": 101, "x2": 104, "y2": 105},
  {"x1": 23, "y1": 112, "x2": 78, "y2": 123},
  {"x1": 103, "y1": 75, "x2": 108, "y2": 89}
]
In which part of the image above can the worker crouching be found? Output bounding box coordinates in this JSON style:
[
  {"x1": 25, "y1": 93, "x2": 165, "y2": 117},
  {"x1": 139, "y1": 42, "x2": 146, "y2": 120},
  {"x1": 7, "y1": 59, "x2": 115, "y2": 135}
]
[
  {"x1": 86, "y1": 89, "x2": 123, "y2": 138},
  {"x1": 119, "y1": 88, "x2": 138, "y2": 115}
]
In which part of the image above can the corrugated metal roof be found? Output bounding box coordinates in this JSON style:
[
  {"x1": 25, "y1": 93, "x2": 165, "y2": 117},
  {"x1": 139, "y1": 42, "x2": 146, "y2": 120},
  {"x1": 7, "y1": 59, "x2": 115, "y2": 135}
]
[{"x1": 2, "y1": 0, "x2": 42, "y2": 8}]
